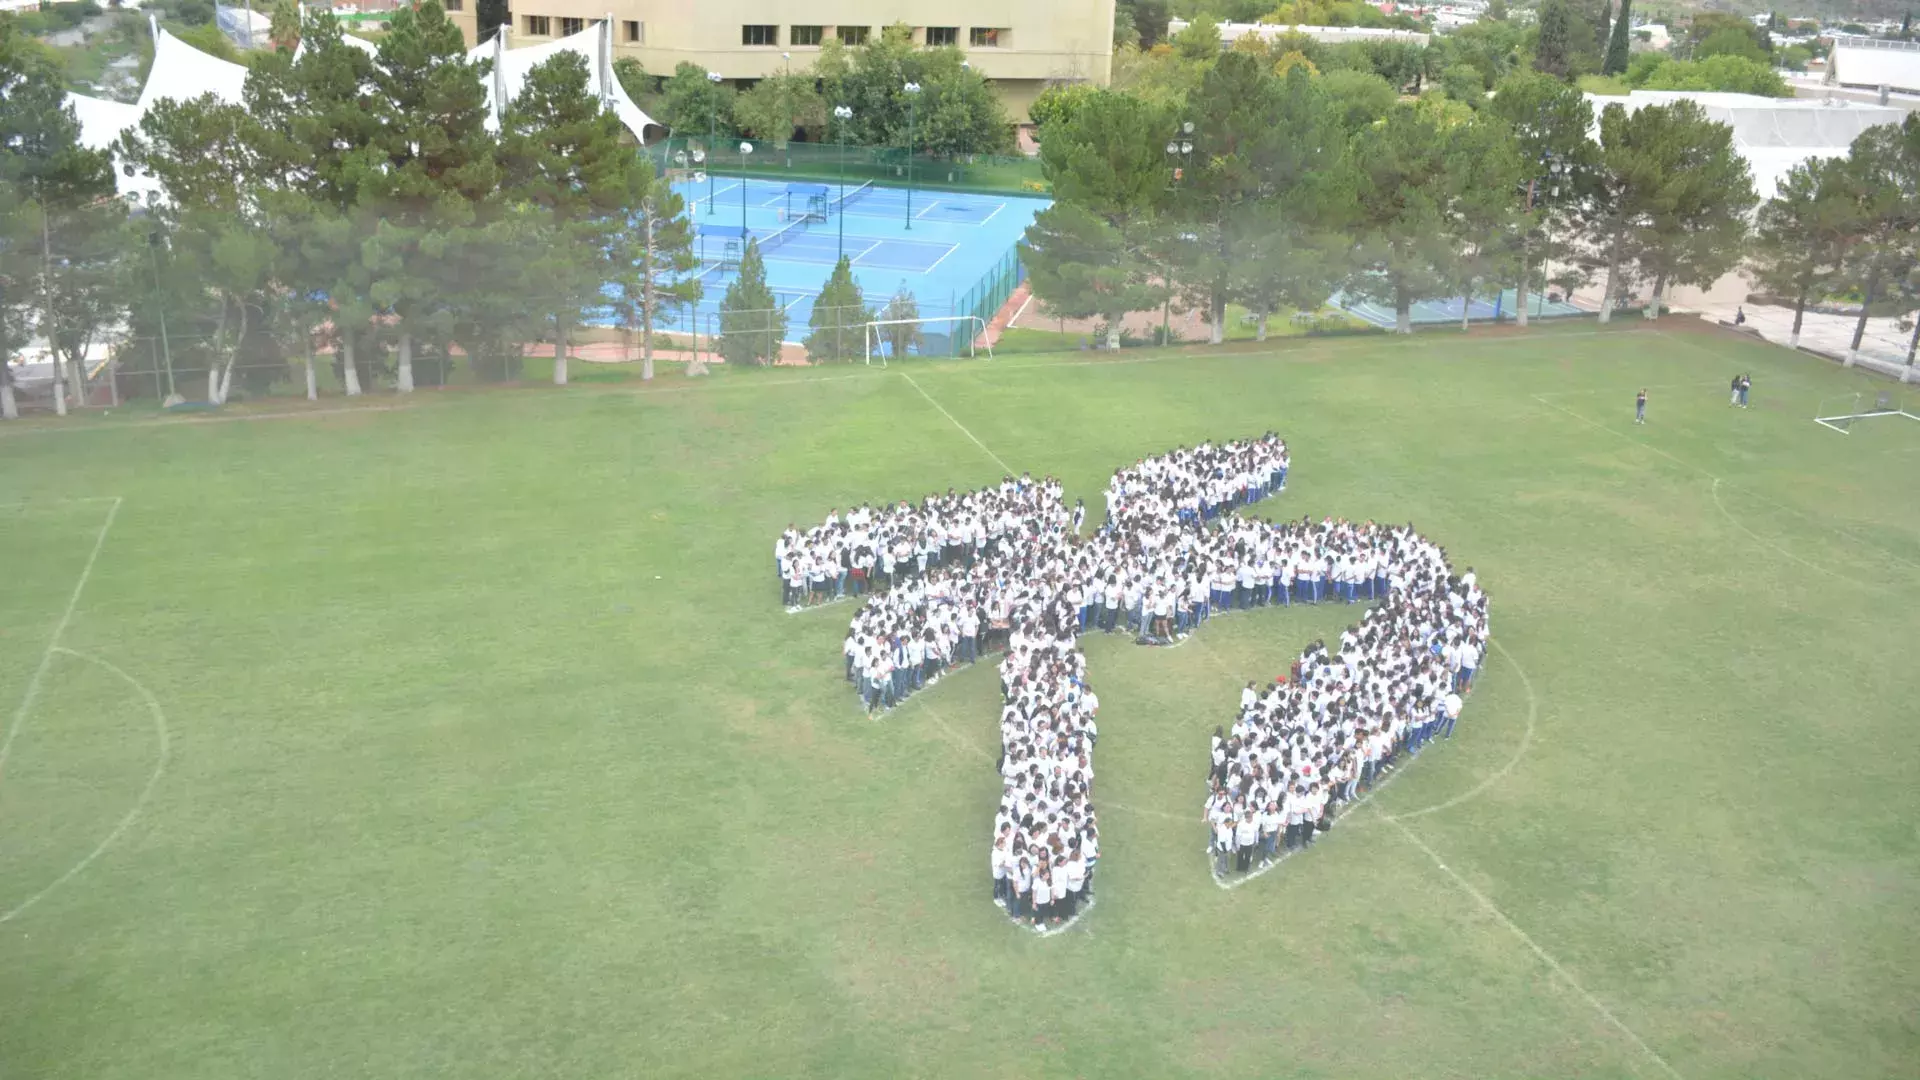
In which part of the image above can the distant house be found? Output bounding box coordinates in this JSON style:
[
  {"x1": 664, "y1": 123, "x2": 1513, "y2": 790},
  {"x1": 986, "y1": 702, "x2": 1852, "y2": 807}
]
[{"x1": 1824, "y1": 35, "x2": 1920, "y2": 96}]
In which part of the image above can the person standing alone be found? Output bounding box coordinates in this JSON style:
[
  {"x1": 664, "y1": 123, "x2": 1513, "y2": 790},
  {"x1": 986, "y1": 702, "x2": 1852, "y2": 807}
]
[{"x1": 1635, "y1": 388, "x2": 1647, "y2": 425}]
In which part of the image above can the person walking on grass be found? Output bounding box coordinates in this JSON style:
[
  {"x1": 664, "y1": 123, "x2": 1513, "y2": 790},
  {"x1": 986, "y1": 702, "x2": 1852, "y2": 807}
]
[
  {"x1": 1635, "y1": 387, "x2": 1647, "y2": 425},
  {"x1": 1738, "y1": 373, "x2": 1751, "y2": 408}
]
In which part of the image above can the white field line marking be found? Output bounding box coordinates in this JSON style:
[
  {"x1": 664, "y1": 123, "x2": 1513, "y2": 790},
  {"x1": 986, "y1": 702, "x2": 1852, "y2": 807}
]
[
  {"x1": 1530, "y1": 392, "x2": 1920, "y2": 577},
  {"x1": 922, "y1": 242, "x2": 961, "y2": 276},
  {"x1": 846, "y1": 240, "x2": 883, "y2": 265},
  {"x1": 1387, "y1": 637, "x2": 1535, "y2": 822},
  {"x1": 1, "y1": 647, "x2": 170, "y2": 926},
  {"x1": 898, "y1": 371, "x2": 1015, "y2": 474},
  {"x1": 1385, "y1": 817, "x2": 1683, "y2": 1080},
  {"x1": 1711, "y1": 478, "x2": 1875, "y2": 590},
  {"x1": 920, "y1": 702, "x2": 991, "y2": 763},
  {"x1": 1212, "y1": 753, "x2": 1420, "y2": 891},
  {"x1": 1006, "y1": 291, "x2": 1036, "y2": 329},
  {"x1": 0, "y1": 496, "x2": 121, "y2": 780},
  {"x1": 976, "y1": 201, "x2": 1006, "y2": 227},
  {"x1": 915, "y1": 199, "x2": 942, "y2": 219},
  {"x1": 1531, "y1": 377, "x2": 1731, "y2": 401},
  {"x1": 785, "y1": 594, "x2": 858, "y2": 615},
  {"x1": 1103, "y1": 800, "x2": 1186, "y2": 822}
]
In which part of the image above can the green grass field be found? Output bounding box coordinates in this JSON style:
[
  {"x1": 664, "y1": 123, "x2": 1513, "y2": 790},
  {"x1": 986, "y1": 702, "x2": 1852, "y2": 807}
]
[{"x1": 2, "y1": 321, "x2": 1917, "y2": 1079}]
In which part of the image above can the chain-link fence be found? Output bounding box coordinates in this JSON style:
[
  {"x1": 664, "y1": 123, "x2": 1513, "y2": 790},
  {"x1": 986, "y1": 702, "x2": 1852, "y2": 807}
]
[{"x1": 645, "y1": 136, "x2": 1048, "y2": 198}]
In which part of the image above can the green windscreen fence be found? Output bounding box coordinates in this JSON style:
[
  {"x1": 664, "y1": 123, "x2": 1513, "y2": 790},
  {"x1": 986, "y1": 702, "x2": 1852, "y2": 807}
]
[{"x1": 645, "y1": 137, "x2": 1049, "y2": 198}]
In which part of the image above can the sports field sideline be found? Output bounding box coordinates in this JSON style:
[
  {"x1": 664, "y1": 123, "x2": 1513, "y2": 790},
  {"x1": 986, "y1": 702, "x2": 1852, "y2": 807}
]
[{"x1": 0, "y1": 321, "x2": 1916, "y2": 1079}]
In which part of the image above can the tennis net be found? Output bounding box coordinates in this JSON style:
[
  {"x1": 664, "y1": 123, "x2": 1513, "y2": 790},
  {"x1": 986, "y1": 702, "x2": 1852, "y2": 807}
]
[
  {"x1": 832, "y1": 181, "x2": 875, "y2": 216},
  {"x1": 756, "y1": 217, "x2": 810, "y2": 256}
]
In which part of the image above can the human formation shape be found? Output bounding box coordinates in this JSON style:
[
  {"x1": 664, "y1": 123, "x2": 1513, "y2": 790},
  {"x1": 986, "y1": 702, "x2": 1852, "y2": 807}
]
[{"x1": 772, "y1": 436, "x2": 1490, "y2": 931}]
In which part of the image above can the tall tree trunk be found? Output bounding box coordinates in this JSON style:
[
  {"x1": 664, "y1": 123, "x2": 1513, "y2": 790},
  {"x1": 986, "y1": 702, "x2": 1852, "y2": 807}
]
[
  {"x1": 343, "y1": 333, "x2": 363, "y2": 397},
  {"x1": 1791, "y1": 290, "x2": 1806, "y2": 350},
  {"x1": 642, "y1": 213, "x2": 656, "y2": 381},
  {"x1": 1209, "y1": 284, "x2": 1225, "y2": 345},
  {"x1": 1516, "y1": 248, "x2": 1531, "y2": 329},
  {"x1": 1905, "y1": 309, "x2": 1920, "y2": 367},
  {"x1": 218, "y1": 301, "x2": 247, "y2": 404},
  {"x1": 1598, "y1": 236, "x2": 1622, "y2": 325},
  {"x1": 70, "y1": 346, "x2": 89, "y2": 406},
  {"x1": 40, "y1": 200, "x2": 65, "y2": 417},
  {"x1": 0, "y1": 379, "x2": 15, "y2": 421},
  {"x1": 552, "y1": 315, "x2": 569, "y2": 386},
  {"x1": 1256, "y1": 310, "x2": 1269, "y2": 342},
  {"x1": 1394, "y1": 282, "x2": 1412, "y2": 334},
  {"x1": 1847, "y1": 261, "x2": 1879, "y2": 367},
  {"x1": 397, "y1": 331, "x2": 415, "y2": 392},
  {"x1": 1461, "y1": 291, "x2": 1471, "y2": 331},
  {"x1": 1643, "y1": 273, "x2": 1664, "y2": 320},
  {"x1": 304, "y1": 335, "x2": 318, "y2": 401},
  {"x1": 1104, "y1": 314, "x2": 1123, "y2": 351}
]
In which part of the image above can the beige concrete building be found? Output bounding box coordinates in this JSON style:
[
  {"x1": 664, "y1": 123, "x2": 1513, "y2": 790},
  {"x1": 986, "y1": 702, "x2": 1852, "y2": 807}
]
[{"x1": 446, "y1": 2, "x2": 1114, "y2": 122}]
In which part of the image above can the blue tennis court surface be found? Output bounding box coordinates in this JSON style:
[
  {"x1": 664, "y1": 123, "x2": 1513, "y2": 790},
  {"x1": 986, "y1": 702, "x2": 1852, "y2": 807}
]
[
  {"x1": 593, "y1": 175, "x2": 1048, "y2": 348},
  {"x1": 1336, "y1": 290, "x2": 1587, "y2": 328}
]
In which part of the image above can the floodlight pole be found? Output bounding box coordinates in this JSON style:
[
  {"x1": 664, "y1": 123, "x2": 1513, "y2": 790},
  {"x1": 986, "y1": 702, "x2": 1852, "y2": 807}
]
[
  {"x1": 706, "y1": 70, "x2": 722, "y2": 215},
  {"x1": 740, "y1": 142, "x2": 753, "y2": 236},
  {"x1": 903, "y1": 82, "x2": 921, "y2": 231},
  {"x1": 147, "y1": 226, "x2": 176, "y2": 399},
  {"x1": 1163, "y1": 122, "x2": 1195, "y2": 346},
  {"x1": 833, "y1": 105, "x2": 853, "y2": 261}
]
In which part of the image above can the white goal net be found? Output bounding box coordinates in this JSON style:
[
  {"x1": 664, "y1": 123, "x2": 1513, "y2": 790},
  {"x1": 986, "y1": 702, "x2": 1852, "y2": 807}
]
[
  {"x1": 1814, "y1": 389, "x2": 1920, "y2": 434},
  {"x1": 863, "y1": 316, "x2": 992, "y2": 367}
]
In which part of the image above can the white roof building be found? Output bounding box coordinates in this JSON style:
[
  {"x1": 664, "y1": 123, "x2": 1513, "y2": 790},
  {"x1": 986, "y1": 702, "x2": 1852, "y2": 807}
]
[
  {"x1": 66, "y1": 16, "x2": 658, "y2": 200},
  {"x1": 1583, "y1": 90, "x2": 1905, "y2": 203},
  {"x1": 1824, "y1": 35, "x2": 1920, "y2": 96},
  {"x1": 1166, "y1": 19, "x2": 1430, "y2": 48}
]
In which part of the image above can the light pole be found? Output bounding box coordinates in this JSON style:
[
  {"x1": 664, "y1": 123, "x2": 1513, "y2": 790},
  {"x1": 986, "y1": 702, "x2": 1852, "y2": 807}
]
[
  {"x1": 902, "y1": 81, "x2": 921, "y2": 230},
  {"x1": 1162, "y1": 122, "x2": 1194, "y2": 346},
  {"x1": 146, "y1": 225, "x2": 176, "y2": 400},
  {"x1": 705, "y1": 69, "x2": 723, "y2": 215},
  {"x1": 1520, "y1": 151, "x2": 1566, "y2": 323},
  {"x1": 740, "y1": 141, "x2": 753, "y2": 237},
  {"x1": 833, "y1": 104, "x2": 853, "y2": 261}
]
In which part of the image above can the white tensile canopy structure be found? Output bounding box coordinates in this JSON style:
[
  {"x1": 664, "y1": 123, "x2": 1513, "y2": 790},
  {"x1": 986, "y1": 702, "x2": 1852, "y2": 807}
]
[
  {"x1": 1582, "y1": 90, "x2": 1906, "y2": 203},
  {"x1": 65, "y1": 15, "x2": 658, "y2": 200},
  {"x1": 467, "y1": 20, "x2": 658, "y2": 142}
]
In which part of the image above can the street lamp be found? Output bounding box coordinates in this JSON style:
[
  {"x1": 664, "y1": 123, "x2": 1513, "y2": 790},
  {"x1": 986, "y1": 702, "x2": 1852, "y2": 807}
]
[
  {"x1": 1162, "y1": 122, "x2": 1195, "y2": 346},
  {"x1": 833, "y1": 104, "x2": 854, "y2": 261},
  {"x1": 705, "y1": 70, "x2": 723, "y2": 215},
  {"x1": 739, "y1": 141, "x2": 754, "y2": 237},
  {"x1": 902, "y1": 81, "x2": 922, "y2": 230}
]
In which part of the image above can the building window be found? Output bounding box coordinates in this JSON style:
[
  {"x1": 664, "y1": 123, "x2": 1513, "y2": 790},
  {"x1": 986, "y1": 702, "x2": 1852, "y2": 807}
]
[
  {"x1": 742, "y1": 24, "x2": 778, "y2": 46},
  {"x1": 925, "y1": 26, "x2": 958, "y2": 46},
  {"x1": 790, "y1": 24, "x2": 823, "y2": 46},
  {"x1": 623, "y1": 19, "x2": 642, "y2": 42},
  {"x1": 523, "y1": 14, "x2": 549, "y2": 36},
  {"x1": 558, "y1": 16, "x2": 583, "y2": 36},
  {"x1": 969, "y1": 27, "x2": 1006, "y2": 46},
  {"x1": 837, "y1": 25, "x2": 869, "y2": 45},
  {"x1": 443, "y1": 0, "x2": 462, "y2": 11}
]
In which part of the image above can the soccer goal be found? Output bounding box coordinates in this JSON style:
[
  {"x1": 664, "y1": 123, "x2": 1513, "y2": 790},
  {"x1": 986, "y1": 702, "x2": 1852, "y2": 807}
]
[
  {"x1": 1813, "y1": 389, "x2": 1920, "y2": 434},
  {"x1": 863, "y1": 316, "x2": 993, "y2": 366}
]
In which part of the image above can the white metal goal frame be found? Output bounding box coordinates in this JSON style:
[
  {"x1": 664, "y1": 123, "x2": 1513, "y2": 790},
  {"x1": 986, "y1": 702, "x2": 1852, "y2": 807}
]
[
  {"x1": 1813, "y1": 389, "x2": 1920, "y2": 435},
  {"x1": 863, "y1": 315, "x2": 993, "y2": 367}
]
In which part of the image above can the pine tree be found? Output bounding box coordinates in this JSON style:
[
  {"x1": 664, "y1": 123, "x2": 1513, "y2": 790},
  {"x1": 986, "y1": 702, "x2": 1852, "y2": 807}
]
[
  {"x1": 878, "y1": 289, "x2": 922, "y2": 360},
  {"x1": 615, "y1": 158, "x2": 701, "y2": 379},
  {"x1": 1748, "y1": 157, "x2": 1861, "y2": 350},
  {"x1": 718, "y1": 240, "x2": 783, "y2": 365},
  {"x1": 1346, "y1": 103, "x2": 1469, "y2": 333},
  {"x1": 361, "y1": 0, "x2": 499, "y2": 393},
  {"x1": 1604, "y1": 0, "x2": 1634, "y2": 75},
  {"x1": 804, "y1": 256, "x2": 871, "y2": 363},
  {"x1": 502, "y1": 51, "x2": 649, "y2": 386},
  {"x1": 1597, "y1": 0, "x2": 1613, "y2": 64},
  {"x1": 1, "y1": 20, "x2": 121, "y2": 417},
  {"x1": 1533, "y1": 0, "x2": 1576, "y2": 79}
]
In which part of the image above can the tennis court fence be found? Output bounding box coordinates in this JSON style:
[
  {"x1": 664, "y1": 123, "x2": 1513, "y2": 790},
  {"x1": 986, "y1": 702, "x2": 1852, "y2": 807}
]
[{"x1": 647, "y1": 137, "x2": 1048, "y2": 198}]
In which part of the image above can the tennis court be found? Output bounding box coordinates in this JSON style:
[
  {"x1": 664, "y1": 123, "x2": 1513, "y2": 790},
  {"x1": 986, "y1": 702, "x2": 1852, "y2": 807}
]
[{"x1": 593, "y1": 175, "x2": 1047, "y2": 351}]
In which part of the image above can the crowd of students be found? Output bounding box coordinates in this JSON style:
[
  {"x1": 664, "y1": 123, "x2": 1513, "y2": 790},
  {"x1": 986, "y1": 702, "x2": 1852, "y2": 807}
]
[
  {"x1": 1203, "y1": 525, "x2": 1488, "y2": 879},
  {"x1": 772, "y1": 433, "x2": 1486, "y2": 925}
]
